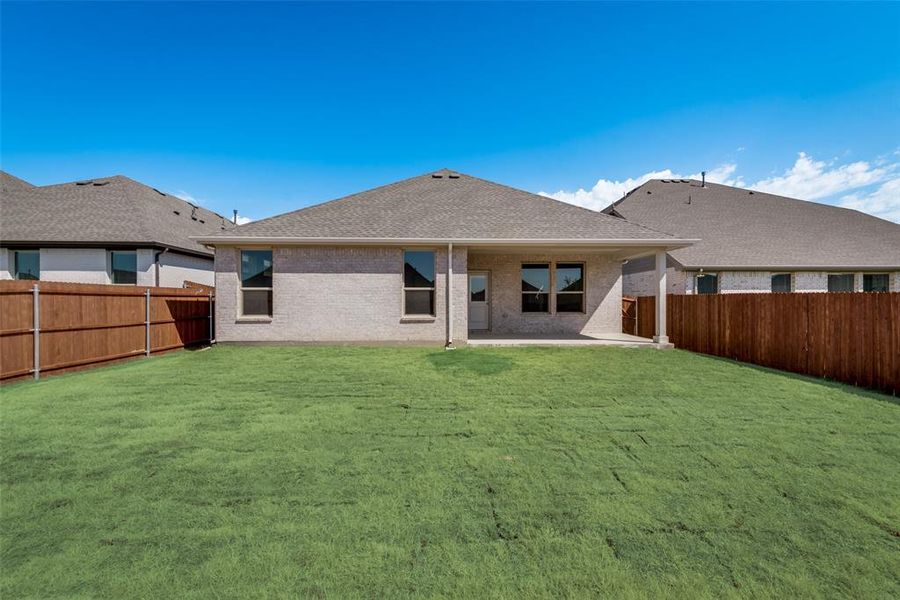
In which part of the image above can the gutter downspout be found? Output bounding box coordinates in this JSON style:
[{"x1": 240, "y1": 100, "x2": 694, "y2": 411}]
[
  {"x1": 446, "y1": 242, "x2": 455, "y2": 349},
  {"x1": 154, "y1": 247, "x2": 169, "y2": 287}
]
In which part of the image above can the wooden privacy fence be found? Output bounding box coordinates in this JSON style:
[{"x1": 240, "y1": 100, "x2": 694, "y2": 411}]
[
  {"x1": 0, "y1": 281, "x2": 214, "y2": 382},
  {"x1": 623, "y1": 293, "x2": 900, "y2": 394}
]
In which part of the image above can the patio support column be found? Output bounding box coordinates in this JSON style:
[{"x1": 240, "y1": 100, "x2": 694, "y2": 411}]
[
  {"x1": 446, "y1": 243, "x2": 455, "y2": 349},
  {"x1": 653, "y1": 250, "x2": 669, "y2": 346}
]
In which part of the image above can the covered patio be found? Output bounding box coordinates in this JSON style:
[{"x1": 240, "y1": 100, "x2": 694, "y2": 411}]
[{"x1": 456, "y1": 242, "x2": 689, "y2": 349}]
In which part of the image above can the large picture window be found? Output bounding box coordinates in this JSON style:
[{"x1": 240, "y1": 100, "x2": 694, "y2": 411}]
[
  {"x1": 241, "y1": 250, "x2": 273, "y2": 316},
  {"x1": 14, "y1": 250, "x2": 40, "y2": 281},
  {"x1": 522, "y1": 263, "x2": 550, "y2": 312},
  {"x1": 863, "y1": 273, "x2": 889, "y2": 292},
  {"x1": 827, "y1": 274, "x2": 854, "y2": 293},
  {"x1": 555, "y1": 263, "x2": 584, "y2": 312},
  {"x1": 403, "y1": 250, "x2": 435, "y2": 316},
  {"x1": 109, "y1": 251, "x2": 137, "y2": 285}
]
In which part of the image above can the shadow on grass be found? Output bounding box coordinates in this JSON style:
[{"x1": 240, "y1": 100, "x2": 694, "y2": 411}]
[
  {"x1": 691, "y1": 352, "x2": 899, "y2": 405},
  {"x1": 427, "y1": 349, "x2": 515, "y2": 376}
]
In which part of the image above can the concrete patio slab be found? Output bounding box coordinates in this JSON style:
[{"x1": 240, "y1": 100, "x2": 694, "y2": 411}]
[{"x1": 466, "y1": 331, "x2": 664, "y2": 348}]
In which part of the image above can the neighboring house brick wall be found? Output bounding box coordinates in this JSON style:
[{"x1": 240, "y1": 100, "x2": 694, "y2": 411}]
[
  {"x1": 625, "y1": 266, "x2": 900, "y2": 294},
  {"x1": 1, "y1": 247, "x2": 174, "y2": 286},
  {"x1": 0, "y1": 249, "x2": 10, "y2": 280},
  {"x1": 467, "y1": 251, "x2": 621, "y2": 336},
  {"x1": 622, "y1": 266, "x2": 685, "y2": 297},
  {"x1": 158, "y1": 252, "x2": 214, "y2": 287},
  {"x1": 38, "y1": 248, "x2": 111, "y2": 284},
  {"x1": 215, "y1": 245, "x2": 468, "y2": 343}
]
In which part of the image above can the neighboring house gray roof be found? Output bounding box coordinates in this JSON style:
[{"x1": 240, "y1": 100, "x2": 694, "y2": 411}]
[
  {"x1": 199, "y1": 169, "x2": 683, "y2": 244},
  {"x1": 1, "y1": 171, "x2": 35, "y2": 192},
  {"x1": 605, "y1": 179, "x2": 900, "y2": 269},
  {"x1": 0, "y1": 171, "x2": 233, "y2": 257}
]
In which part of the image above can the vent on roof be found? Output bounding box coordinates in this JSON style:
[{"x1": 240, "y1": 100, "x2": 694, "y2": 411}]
[
  {"x1": 749, "y1": 191, "x2": 755, "y2": 195},
  {"x1": 647, "y1": 190, "x2": 652, "y2": 194},
  {"x1": 152, "y1": 188, "x2": 166, "y2": 196},
  {"x1": 173, "y1": 210, "x2": 181, "y2": 215},
  {"x1": 432, "y1": 173, "x2": 443, "y2": 178},
  {"x1": 191, "y1": 206, "x2": 198, "y2": 221},
  {"x1": 199, "y1": 219, "x2": 205, "y2": 224},
  {"x1": 92, "y1": 181, "x2": 110, "y2": 186},
  {"x1": 75, "y1": 180, "x2": 92, "y2": 186},
  {"x1": 448, "y1": 172, "x2": 460, "y2": 179}
]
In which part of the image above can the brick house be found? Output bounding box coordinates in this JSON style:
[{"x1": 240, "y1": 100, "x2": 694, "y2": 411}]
[
  {"x1": 602, "y1": 178, "x2": 900, "y2": 295},
  {"x1": 194, "y1": 170, "x2": 695, "y2": 346}
]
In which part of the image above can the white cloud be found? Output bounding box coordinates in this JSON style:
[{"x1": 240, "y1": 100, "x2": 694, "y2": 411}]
[
  {"x1": 838, "y1": 178, "x2": 900, "y2": 222},
  {"x1": 541, "y1": 152, "x2": 900, "y2": 222},
  {"x1": 751, "y1": 152, "x2": 892, "y2": 200},
  {"x1": 235, "y1": 215, "x2": 253, "y2": 225},
  {"x1": 539, "y1": 163, "x2": 741, "y2": 211},
  {"x1": 174, "y1": 190, "x2": 204, "y2": 205}
]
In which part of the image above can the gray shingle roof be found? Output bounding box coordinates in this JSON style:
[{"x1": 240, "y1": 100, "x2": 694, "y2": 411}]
[
  {"x1": 206, "y1": 169, "x2": 677, "y2": 242},
  {"x1": 1, "y1": 171, "x2": 35, "y2": 192},
  {"x1": 605, "y1": 179, "x2": 900, "y2": 269},
  {"x1": 1, "y1": 173, "x2": 233, "y2": 256}
]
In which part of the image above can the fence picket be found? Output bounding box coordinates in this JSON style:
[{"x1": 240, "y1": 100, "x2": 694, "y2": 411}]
[
  {"x1": 1, "y1": 281, "x2": 213, "y2": 382},
  {"x1": 624, "y1": 292, "x2": 899, "y2": 395}
]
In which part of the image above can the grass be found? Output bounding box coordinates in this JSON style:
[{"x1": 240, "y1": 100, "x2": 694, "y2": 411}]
[{"x1": 1, "y1": 345, "x2": 898, "y2": 599}]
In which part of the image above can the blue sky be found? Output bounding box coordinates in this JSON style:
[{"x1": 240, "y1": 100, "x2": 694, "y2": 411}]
[{"x1": 2, "y1": 1, "x2": 899, "y2": 222}]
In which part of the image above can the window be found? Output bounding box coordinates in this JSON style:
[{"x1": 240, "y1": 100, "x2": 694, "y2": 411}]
[
  {"x1": 240, "y1": 250, "x2": 273, "y2": 316},
  {"x1": 403, "y1": 250, "x2": 435, "y2": 316},
  {"x1": 556, "y1": 263, "x2": 584, "y2": 312},
  {"x1": 827, "y1": 274, "x2": 854, "y2": 293},
  {"x1": 696, "y1": 273, "x2": 718, "y2": 295},
  {"x1": 863, "y1": 273, "x2": 889, "y2": 292},
  {"x1": 522, "y1": 263, "x2": 550, "y2": 312},
  {"x1": 109, "y1": 251, "x2": 137, "y2": 284},
  {"x1": 13, "y1": 250, "x2": 40, "y2": 280},
  {"x1": 771, "y1": 273, "x2": 792, "y2": 293}
]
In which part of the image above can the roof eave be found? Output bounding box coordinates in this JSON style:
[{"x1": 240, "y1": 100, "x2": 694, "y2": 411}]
[
  {"x1": 0, "y1": 240, "x2": 214, "y2": 258},
  {"x1": 191, "y1": 235, "x2": 698, "y2": 250},
  {"x1": 678, "y1": 264, "x2": 900, "y2": 271}
]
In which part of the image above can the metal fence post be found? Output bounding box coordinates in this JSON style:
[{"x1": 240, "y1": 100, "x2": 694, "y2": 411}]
[
  {"x1": 32, "y1": 284, "x2": 40, "y2": 380},
  {"x1": 208, "y1": 291, "x2": 214, "y2": 343},
  {"x1": 145, "y1": 288, "x2": 151, "y2": 357}
]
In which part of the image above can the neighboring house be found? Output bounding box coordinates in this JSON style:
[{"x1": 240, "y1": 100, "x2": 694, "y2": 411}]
[
  {"x1": 194, "y1": 169, "x2": 695, "y2": 346},
  {"x1": 603, "y1": 178, "x2": 900, "y2": 295},
  {"x1": 1, "y1": 171, "x2": 234, "y2": 287}
]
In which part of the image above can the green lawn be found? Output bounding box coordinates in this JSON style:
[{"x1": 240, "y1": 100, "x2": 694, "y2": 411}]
[{"x1": 1, "y1": 346, "x2": 898, "y2": 598}]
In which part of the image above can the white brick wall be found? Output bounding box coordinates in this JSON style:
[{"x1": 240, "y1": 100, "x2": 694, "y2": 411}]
[
  {"x1": 0, "y1": 247, "x2": 208, "y2": 287},
  {"x1": 215, "y1": 245, "x2": 468, "y2": 343},
  {"x1": 158, "y1": 251, "x2": 215, "y2": 287},
  {"x1": 467, "y1": 251, "x2": 622, "y2": 335},
  {"x1": 0, "y1": 249, "x2": 10, "y2": 280},
  {"x1": 625, "y1": 267, "x2": 900, "y2": 294},
  {"x1": 622, "y1": 266, "x2": 685, "y2": 297}
]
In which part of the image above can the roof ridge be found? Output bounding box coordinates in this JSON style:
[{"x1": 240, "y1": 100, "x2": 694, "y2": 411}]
[
  {"x1": 230, "y1": 169, "x2": 449, "y2": 230},
  {"x1": 460, "y1": 173, "x2": 679, "y2": 239}
]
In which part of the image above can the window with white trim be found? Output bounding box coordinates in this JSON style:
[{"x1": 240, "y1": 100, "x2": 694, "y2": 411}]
[
  {"x1": 240, "y1": 250, "x2": 273, "y2": 316},
  {"x1": 403, "y1": 250, "x2": 435, "y2": 316},
  {"x1": 555, "y1": 263, "x2": 584, "y2": 312}
]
